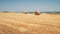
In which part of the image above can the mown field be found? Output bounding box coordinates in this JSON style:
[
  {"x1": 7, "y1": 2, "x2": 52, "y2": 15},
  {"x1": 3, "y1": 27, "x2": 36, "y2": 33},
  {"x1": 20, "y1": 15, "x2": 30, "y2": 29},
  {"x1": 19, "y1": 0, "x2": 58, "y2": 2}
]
[{"x1": 0, "y1": 13, "x2": 60, "y2": 34}]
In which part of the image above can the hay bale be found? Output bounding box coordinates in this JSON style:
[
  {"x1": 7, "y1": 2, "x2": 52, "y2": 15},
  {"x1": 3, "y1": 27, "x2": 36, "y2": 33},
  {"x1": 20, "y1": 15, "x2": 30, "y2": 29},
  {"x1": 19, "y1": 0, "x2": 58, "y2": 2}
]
[
  {"x1": 24, "y1": 12, "x2": 27, "y2": 14},
  {"x1": 34, "y1": 10, "x2": 40, "y2": 15}
]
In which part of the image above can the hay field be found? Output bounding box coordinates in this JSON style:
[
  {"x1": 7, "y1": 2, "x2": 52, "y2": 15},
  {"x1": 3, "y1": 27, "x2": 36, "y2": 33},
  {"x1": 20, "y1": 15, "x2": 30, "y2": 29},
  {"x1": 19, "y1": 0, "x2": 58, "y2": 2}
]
[{"x1": 0, "y1": 13, "x2": 60, "y2": 34}]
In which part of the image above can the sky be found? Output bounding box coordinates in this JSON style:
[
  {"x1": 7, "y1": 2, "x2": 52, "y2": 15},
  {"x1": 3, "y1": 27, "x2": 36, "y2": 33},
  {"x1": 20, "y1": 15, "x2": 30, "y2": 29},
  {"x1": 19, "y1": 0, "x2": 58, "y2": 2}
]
[{"x1": 0, "y1": 0, "x2": 60, "y2": 12}]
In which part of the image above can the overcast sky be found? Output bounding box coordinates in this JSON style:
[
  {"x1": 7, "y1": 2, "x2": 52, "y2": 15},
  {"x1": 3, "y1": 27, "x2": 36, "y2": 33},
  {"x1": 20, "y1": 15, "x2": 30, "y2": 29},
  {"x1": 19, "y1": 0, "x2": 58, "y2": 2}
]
[{"x1": 0, "y1": 0, "x2": 60, "y2": 12}]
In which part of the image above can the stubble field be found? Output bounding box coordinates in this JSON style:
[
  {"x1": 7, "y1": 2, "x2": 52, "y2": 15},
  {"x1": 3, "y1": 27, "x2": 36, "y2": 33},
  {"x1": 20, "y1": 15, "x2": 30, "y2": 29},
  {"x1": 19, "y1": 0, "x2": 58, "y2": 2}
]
[{"x1": 0, "y1": 13, "x2": 60, "y2": 34}]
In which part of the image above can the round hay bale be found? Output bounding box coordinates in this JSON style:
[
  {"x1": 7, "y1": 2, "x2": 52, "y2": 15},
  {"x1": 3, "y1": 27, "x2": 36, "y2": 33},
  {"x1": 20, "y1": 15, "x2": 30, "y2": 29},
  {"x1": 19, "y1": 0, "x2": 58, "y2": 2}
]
[
  {"x1": 34, "y1": 10, "x2": 40, "y2": 15},
  {"x1": 24, "y1": 12, "x2": 27, "y2": 14}
]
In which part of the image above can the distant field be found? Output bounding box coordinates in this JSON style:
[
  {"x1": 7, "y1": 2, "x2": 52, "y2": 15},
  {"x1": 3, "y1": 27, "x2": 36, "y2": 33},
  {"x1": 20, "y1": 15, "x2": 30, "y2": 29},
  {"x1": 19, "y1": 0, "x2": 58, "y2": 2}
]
[{"x1": 0, "y1": 13, "x2": 60, "y2": 34}]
